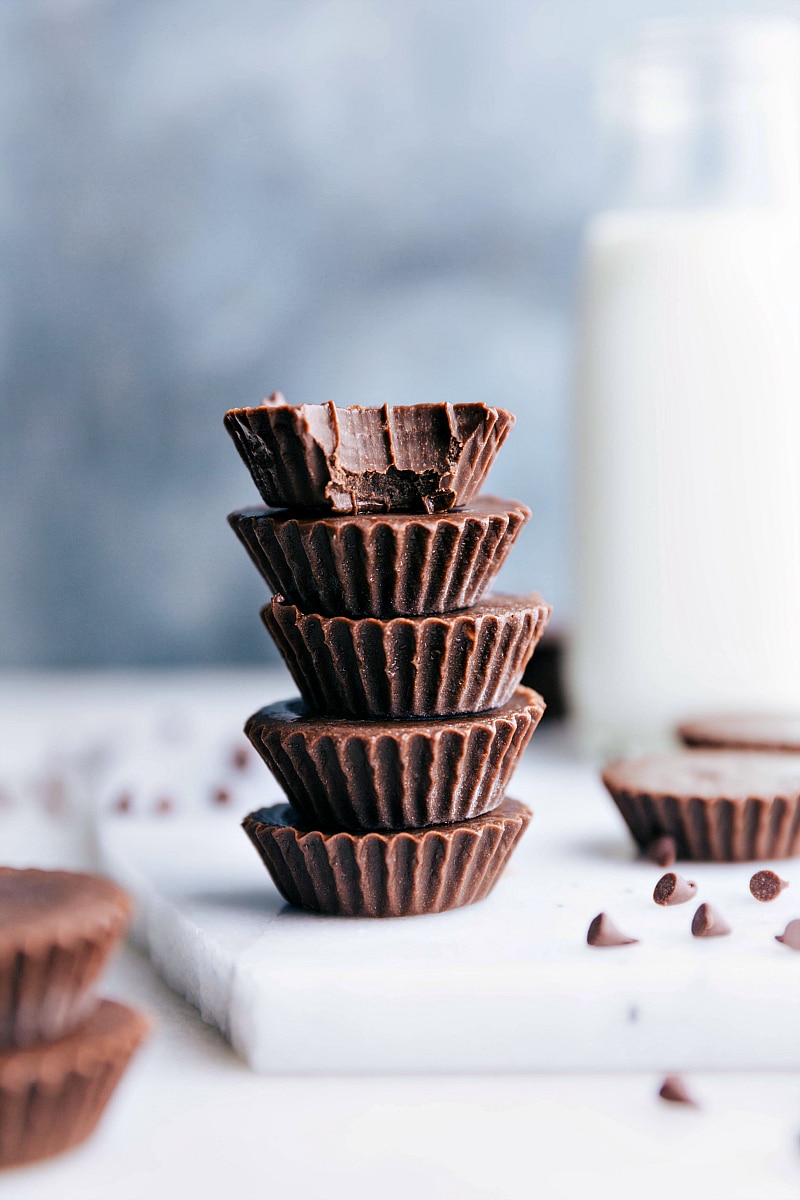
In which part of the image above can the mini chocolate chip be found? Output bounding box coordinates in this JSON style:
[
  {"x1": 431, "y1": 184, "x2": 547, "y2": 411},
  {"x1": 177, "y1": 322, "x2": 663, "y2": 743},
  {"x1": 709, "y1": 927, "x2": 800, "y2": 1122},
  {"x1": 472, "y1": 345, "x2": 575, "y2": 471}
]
[
  {"x1": 659, "y1": 1074, "x2": 698, "y2": 1106},
  {"x1": 231, "y1": 746, "x2": 250, "y2": 771},
  {"x1": 750, "y1": 869, "x2": 789, "y2": 902},
  {"x1": 587, "y1": 912, "x2": 638, "y2": 947},
  {"x1": 691, "y1": 902, "x2": 731, "y2": 938},
  {"x1": 40, "y1": 775, "x2": 67, "y2": 814},
  {"x1": 648, "y1": 836, "x2": 677, "y2": 867},
  {"x1": 155, "y1": 797, "x2": 173, "y2": 814},
  {"x1": 113, "y1": 793, "x2": 132, "y2": 814},
  {"x1": 775, "y1": 919, "x2": 800, "y2": 950},
  {"x1": 653, "y1": 872, "x2": 697, "y2": 906},
  {"x1": 213, "y1": 788, "x2": 231, "y2": 805}
]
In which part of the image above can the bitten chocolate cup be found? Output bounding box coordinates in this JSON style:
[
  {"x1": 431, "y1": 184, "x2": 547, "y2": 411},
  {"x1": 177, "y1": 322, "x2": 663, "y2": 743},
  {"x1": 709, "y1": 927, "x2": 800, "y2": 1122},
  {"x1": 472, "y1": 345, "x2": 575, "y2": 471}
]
[
  {"x1": 244, "y1": 687, "x2": 545, "y2": 831},
  {"x1": 0, "y1": 1000, "x2": 148, "y2": 1169},
  {"x1": 242, "y1": 797, "x2": 532, "y2": 918},
  {"x1": 602, "y1": 750, "x2": 800, "y2": 862},
  {"x1": 224, "y1": 397, "x2": 514, "y2": 513},
  {"x1": 228, "y1": 495, "x2": 530, "y2": 619},
  {"x1": 262, "y1": 592, "x2": 551, "y2": 720},
  {"x1": 0, "y1": 868, "x2": 132, "y2": 1049}
]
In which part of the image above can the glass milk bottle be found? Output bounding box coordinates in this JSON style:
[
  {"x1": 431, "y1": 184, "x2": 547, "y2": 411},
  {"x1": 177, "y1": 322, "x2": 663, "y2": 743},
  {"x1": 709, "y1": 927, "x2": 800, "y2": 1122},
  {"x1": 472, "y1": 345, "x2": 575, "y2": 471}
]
[{"x1": 570, "y1": 21, "x2": 800, "y2": 754}]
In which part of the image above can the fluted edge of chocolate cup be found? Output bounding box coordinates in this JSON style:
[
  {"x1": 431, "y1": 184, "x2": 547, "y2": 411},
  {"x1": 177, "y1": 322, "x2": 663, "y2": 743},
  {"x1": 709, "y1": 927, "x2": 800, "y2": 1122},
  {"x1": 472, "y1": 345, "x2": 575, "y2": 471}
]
[
  {"x1": 0, "y1": 870, "x2": 132, "y2": 1050},
  {"x1": 603, "y1": 783, "x2": 800, "y2": 862},
  {"x1": 245, "y1": 687, "x2": 544, "y2": 830},
  {"x1": 223, "y1": 399, "x2": 514, "y2": 513},
  {"x1": 262, "y1": 592, "x2": 551, "y2": 719},
  {"x1": 242, "y1": 796, "x2": 532, "y2": 917},
  {"x1": 228, "y1": 495, "x2": 530, "y2": 618},
  {"x1": 0, "y1": 1000, "x2": 148, "y2": 1168}
]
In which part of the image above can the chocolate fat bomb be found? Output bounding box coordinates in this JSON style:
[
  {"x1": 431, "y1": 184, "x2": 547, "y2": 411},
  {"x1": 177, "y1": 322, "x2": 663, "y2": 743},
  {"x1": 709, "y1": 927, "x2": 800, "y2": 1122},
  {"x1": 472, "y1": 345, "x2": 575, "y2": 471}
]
[
  {"x1": 224, "y1": 397, "x2": 514, "y2": 513},
  {"x1": 245, "y1": 686, "x2": 545, "y2": 831},
  {"x1": 602, "y1": 749, "x2": 800, "y2": 861},
  {"x1": 229, "y1": 495, "x2": 530, "y2": 619},
  {"x1": 0, "y1": 868, "x2": 131, "y2": 1049},
  {"x1": 678, "y1": 712, "x2": 800, "y2": 752},
  {"x1": 243, "y1": 797, "x2": 532, "y2": 918},
  {"x1": 0, "y1": 1000, "x2": 147, "y2": 1168},
  {"x1": 263, "y1": 591, "x2": 551, "y2": 720}
]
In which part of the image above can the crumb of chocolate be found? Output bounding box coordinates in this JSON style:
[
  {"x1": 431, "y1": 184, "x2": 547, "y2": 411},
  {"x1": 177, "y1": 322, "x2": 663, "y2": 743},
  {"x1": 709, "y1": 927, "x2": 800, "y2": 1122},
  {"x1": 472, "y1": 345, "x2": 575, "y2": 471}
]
[
  {"x1": 749, "y1": 869, "x2": 789, "y2": 902},
  {"x1": 154, "y1": 797, "x2": 174, "y2": 815},
  {"x1": 113, "y1": 793, "x2": 132, "y2": 814},
  {"x1": 213, "y1": 788, "x2": 231, "y2": 805}
]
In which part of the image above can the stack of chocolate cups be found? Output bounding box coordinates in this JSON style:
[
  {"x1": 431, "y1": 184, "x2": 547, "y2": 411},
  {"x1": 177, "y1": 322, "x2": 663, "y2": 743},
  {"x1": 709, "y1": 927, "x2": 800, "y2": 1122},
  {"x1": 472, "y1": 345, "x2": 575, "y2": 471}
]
[
  {"x1": 0, "y1": 869, "x2": 148, "y2": 1168},
  {"x1": 225, "y1": 396, "x2": 550, "y2": 918}
]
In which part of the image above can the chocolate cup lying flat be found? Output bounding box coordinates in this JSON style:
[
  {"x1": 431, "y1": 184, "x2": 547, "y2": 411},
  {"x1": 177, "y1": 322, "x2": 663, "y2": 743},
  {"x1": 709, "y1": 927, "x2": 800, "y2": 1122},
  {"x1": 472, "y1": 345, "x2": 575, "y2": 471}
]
[
  {"x1": 229, "y1": 495, "x2": 529, "y2": 618},
  {"x1": 262, "y1": 592, "x2": 551, "y2": 719},
  {"x1": 678, "y1": 712, "x2": 800, "y2": 752},
  {"x1": 0, "y1": 1000, "x2": 148, "y2": 1169},
  {"x1": 245, "y1": 687, "x2": 545, "y2": 831},
  {"x1": 243, "y1": 796, "x2": 532, "y2": 917},
  {"x1": 224, "y1": 396, "x2": 514, "y2": 513},
  {"x1": 602, "y1": 749, "x2": 800, "y2": 861},
  {"x1": 0, "y1": 869, "x2": 132, "y2": 1049}
]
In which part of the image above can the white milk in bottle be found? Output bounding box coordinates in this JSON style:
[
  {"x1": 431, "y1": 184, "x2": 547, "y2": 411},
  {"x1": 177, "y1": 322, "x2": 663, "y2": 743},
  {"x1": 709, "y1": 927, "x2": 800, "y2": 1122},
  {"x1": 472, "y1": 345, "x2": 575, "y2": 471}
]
[{"x1": 569, "y1": 21, "x2": 800, "y2": 753}]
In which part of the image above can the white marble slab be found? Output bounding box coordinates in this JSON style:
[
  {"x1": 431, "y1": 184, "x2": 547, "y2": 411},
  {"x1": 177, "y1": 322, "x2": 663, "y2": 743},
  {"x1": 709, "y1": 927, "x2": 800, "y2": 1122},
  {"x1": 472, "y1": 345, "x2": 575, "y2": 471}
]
[{"x1": 92, "y1": 724, "x2": 800, "y2": 1075}]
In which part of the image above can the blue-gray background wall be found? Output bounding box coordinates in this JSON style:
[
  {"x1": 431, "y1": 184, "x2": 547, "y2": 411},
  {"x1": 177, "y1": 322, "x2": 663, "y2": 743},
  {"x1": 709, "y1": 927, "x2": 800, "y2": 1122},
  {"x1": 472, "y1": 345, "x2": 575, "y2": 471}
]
[{"x1": 1, "y1": 0, "x2": 795, "y2": 667}]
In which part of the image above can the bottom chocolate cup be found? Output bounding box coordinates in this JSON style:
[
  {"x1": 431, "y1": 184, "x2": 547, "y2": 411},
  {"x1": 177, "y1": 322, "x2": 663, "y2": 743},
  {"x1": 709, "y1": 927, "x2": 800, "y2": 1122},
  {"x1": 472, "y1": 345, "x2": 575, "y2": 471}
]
[
  {"x1": 243, "y1": 796, "x2": 532, "y2": 918},
  {"x1": 0, "y1": 999, "x2": 148, "y2": 1169}
]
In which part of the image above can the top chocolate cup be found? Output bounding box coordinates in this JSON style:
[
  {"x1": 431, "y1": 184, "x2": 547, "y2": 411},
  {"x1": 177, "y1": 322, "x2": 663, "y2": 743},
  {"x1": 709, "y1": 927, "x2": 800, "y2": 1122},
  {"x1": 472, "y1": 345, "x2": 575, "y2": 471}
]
[
  {"x1": 0, "y1": 868, "x2": 132, "y2": 1048},
  {"x1": 224, "y1": 395, "x2": 514, "y2": 513}
]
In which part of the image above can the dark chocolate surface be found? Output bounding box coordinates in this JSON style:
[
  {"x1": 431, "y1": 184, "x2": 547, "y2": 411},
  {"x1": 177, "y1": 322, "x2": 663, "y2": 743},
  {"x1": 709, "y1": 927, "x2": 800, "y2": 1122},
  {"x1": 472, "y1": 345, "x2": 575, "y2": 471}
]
[
  {"x1": 242, "y1": 796, "x2": 531, "y2": 917},
  {"x1": 228, "y1": 494, "x2": 530, "y2": 618},
  {"x1": 263, "y1": 591, "x2": 551, "y2": 719},
  {"x1": 244, "y1": 686, "x2": 544, "y2": 830},
  {"x1": 602, "y1": 751, "x2": 800, "y2": 861},
  {"x1": 224, "y1": 397, "x2": 514, "y2": 513}
]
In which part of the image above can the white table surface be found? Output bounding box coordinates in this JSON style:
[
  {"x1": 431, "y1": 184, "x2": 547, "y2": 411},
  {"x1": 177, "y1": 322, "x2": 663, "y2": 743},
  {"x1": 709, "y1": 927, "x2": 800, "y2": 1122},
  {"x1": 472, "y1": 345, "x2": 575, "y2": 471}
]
[{"x1": 2, "y1": 669, "x2": 799, "y2": 1200}]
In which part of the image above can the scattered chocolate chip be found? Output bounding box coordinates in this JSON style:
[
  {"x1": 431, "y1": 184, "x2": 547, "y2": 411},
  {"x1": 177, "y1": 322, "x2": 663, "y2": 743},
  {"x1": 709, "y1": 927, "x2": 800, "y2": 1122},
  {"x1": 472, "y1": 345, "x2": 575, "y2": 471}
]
[
  {"x1": 231, "y1": 745, "x2": 251, "y2": 771},
  {"x1": 775, "y1": 919, "x2": 800, "y2": 950},
  {"x1": 113, "y1": 793, "x2": 132, "y2": 814},
  {"x1": 587, "y1": 912, "x2": 639, "y2": 947},
  {"x1": 691, "y1": 903, "x2": 731, "y2": 938},
  {"x1": 659, "y1": 1074, "x2": 698, "y2": 1106},
  {"x1": 154, "y1": 797, "x2": 173, "y2": 815},
  {"x1": 39, "y1": 776, "x2": 67, "y2": 815},
  {"x1": 653, "y1": 872, "x2": 697, "y2": 906},
  {"x1": 749, "y1": 869, "x2": 789, "y2": 902},
  {"x1": 648, "y1": 836, "x2": 677, "y2": 868},
  {"x1": 213, "y1": 788, "x2": 231, "y2": 806}
]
